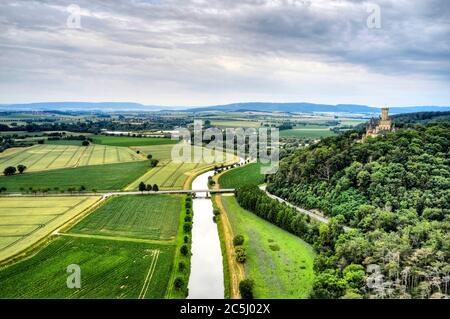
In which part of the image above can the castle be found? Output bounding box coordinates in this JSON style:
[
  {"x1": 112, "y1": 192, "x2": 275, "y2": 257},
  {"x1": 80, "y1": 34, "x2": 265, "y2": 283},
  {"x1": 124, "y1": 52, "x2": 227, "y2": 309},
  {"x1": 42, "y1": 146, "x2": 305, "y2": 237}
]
[{"x1": 364, "y1": 107, "x2": 395, "y2": 139}]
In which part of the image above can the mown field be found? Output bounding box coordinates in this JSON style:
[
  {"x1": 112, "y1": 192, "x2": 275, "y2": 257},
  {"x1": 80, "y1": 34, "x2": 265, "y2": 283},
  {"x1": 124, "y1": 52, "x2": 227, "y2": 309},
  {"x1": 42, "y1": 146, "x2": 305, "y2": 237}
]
[
  {"x1": 0, "y1": 144, "x2": 143, "y2": 173},
  {"x1": 221, "y1": 195, "x2": 315, "y2": 298},
  {"x1": 91, "y1": 135, "x2": 178, "y2": 147},
  {"x1": 0, "y1": 161, "x2": 150, "y2": 192},
  {"x1": 218, "y1": 162, "x2": 266, "y2": 189},
  {"x1": 70, "y1": 195, "x2": 182, "y2": 241},
  {"x1": 0, "y1": 196, "x2": 100, "y2": 263},
  {"x1": 130, "y1": 144, "x2": 174, "y2": 161},
  {"x1": 126, "y1": 146, "x2": 232, "y2": 190},
  {"x1": 0, "y1": 237, "x2": 174, "y2": 299},
  {"x1": 211, "y1": 120, "x2": 262, "y2": 129}
]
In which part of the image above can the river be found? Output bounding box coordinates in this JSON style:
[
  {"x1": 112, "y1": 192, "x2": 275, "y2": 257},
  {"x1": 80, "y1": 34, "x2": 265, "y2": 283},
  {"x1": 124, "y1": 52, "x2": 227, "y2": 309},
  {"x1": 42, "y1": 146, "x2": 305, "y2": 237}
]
[{"x1": 187, "y1": 170, "x2": 224, "y2": 299}]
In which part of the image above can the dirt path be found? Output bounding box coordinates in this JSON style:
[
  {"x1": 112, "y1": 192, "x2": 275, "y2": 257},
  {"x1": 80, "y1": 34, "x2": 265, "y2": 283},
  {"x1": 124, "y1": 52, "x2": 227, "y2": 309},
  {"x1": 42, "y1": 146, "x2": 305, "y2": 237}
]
[{"x1": 214, "y1": 194, "x2": 245, "y2": 299}]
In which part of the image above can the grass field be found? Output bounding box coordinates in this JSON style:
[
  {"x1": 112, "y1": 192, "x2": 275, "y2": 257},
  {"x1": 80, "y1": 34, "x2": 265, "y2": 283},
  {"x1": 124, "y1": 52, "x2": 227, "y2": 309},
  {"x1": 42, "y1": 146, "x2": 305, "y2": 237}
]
[
  {"x1": 221, "y1": 195, "x2": 315, "y2": 298},
  {"x1": 70, "y1": 195, "x2": 182, "y2": 241},
  {"x1": 126, "y1": 146, "x2": 232, "y2": 190},
  {"x1": 0, "y1": 144, "x2": 143, "y2": 173},
  {"x1": 280, "y1": 128, "x2": 336, "y2": 138},
  {"x1": 130, "y1": 144, "x2": 174, "y2": 161},
  {"x1": 0, "y1": 161, "x2": 151, "y2": 192},
  {"x1": 91, "y1": 135, "x2": 178, "y2": 147},
  {"x1": 218, "y1": 162, "x2": 266, "y2": 189},
  {"x1": 0, "y1": 236, "x2": 175, "y2": 298},
  {"x1": 211, "y1": 120, "x2": 262, "y2": 129},
  {"x1": 0, "y1": 196, "x2": 100, "y2": 263}
]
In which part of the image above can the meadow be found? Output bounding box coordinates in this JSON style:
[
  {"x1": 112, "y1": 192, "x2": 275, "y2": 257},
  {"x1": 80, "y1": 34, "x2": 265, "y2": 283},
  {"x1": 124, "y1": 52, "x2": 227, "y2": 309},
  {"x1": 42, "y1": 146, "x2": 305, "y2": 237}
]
[
  {"x1": 0, "y1": 161, "x2": 150, "y2": 192},
  {"x1": 0, "y1": 196, "x2": 100, "y2": 263},
  {"x1": 70, "y1": 195, "x2": 182, "y2": 241},
  {"x1": 0, "y1": 236, "x2": 175, "y2": 299},
  {"x1": 280, "y1": 128, "x2": 336, "y2": 138},
  {"x1": 91, "y1": 135, "x2": 178, "y2": 147},
  {"x1": 0, "y1": 144, "x2": 143, "y2": 173},
  {"x1": 211, "y1": 120, "x2": 262, "y2": 129},
  {"x1": 221, "y1": 195, "x2": 315, "y2": 298},
  {"x1": 218, "y1": 162, "x2": 266, "y2": 189}
]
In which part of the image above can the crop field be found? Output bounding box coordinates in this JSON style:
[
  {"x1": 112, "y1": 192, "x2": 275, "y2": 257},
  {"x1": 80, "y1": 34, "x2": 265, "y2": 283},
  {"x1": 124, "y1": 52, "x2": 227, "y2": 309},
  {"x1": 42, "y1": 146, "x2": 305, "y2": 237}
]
[
  {"x1": 0, "y1": 237, "x2": 175, "y2": 299},
  {"x1": 221, "y1": 195, "x2": 315, "y2": 298},
  {"x1": 218, "y1": 162, "x2": 266, "y2": 189},
  {"x1": 0, "y1": 144, "x2": 143, "y2": 173},
  {"x1": 211, "y1": 120, "x2": 262, "y2": 129},
  {"x1": 91, "y1": 135, "x2": 178, "y2": 147},
  {"x1": 280, "y1": 128, "x2": 336, "y2": 138},
  {"x1": 0, "y1": 161, "x2": 151, "y2": 192},
  {"x1": 0, "y1": 196, "x2": 100, "y2": 263},
  {"x1": 70, "y1": 195, "x2": 182, "y2": 241},
  {"x1": 130, "y1": 144, "x2": 174, "y2": 161},
  {"x1": 126, "y1": 146, "x2": 233, "y2": 190}
]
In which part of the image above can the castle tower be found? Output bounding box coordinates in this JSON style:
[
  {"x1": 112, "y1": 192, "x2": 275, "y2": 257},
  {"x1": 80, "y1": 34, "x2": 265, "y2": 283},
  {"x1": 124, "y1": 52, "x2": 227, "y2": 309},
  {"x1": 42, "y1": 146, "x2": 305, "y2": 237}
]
[
  {"x1": 381, "y1": 107, "x2": 389, "y2": 121},
  {"x1": 377, "y1": 107, "x2": 392, "y2": 132}
]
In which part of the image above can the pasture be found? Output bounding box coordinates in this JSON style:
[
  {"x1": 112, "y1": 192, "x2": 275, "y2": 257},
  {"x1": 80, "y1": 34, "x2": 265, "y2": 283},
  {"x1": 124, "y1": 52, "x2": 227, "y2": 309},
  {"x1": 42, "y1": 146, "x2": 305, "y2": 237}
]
[
  {"x1": 0, "y1": 237, "x2": 175, "y2": 299},
  {"x1": 0, "y1": 144, "x2": 143, "y2": 173},
  {"x1": 70, "y1": 195, "x2": 182, "y2": 241},
  {"x1": 211, "y1": 120, "x2": 262, "y2": 129},
  {"x1": 218, "y1": 162, "x2": 266, "y2": 189},
  {"x1": 130, "y1": 144, "x2": 174, "y2": 161},
  {"x1": 280, "y1": 128, "x2": 336, "y2": 138},
  {"x1": 91, "y1": 135, "x2": 178, "y2": 147},
  {"x1": 221, "y1": 195, "x2": 315, "y2": 298},
  {"x1": 0, "y1": 196, "x2": 100, "y2": 263},
  {"x1": 0, "y1": 161, "x2": 151, "y2": 192}
]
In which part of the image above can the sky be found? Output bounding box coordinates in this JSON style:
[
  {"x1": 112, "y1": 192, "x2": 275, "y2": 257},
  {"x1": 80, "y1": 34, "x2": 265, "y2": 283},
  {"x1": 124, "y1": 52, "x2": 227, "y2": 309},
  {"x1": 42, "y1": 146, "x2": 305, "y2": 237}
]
[{"x1": 0, "y1": 0, "x2": 449, "y2": 107}]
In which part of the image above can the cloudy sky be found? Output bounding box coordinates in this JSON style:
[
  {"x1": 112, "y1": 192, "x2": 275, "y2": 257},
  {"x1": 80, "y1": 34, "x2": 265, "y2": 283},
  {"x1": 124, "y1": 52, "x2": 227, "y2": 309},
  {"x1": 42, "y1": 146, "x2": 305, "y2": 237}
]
[{"x1": 0, "y1": 0, "x2": 449, "y2": 107}]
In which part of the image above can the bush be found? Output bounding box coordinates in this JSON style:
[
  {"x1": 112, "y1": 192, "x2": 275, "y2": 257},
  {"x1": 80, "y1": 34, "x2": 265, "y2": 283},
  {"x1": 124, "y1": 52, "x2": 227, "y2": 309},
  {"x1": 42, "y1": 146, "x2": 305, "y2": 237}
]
[
  {"x1": 174, "y1": 277, "x2": 184, "y2": 290},
  {"x1": 82, "y1": 140, "x2": 90, "y2": 146},
  {"x1": 183, "y1": 222, "x2": 192, "y2": 233},
  {"x1": 239, "y1": 279, "x2": 254, "y2": 299},
  {"x1": 184, "y1": 216, "x2": 192, "y2": 222},
  {"x1": 3, "y1": 166, "x2": 16, "y2": 176},
  {"x1": 213, "y1": 209, "x2": 220, "y2": 216},
  {"x1": 183, "y1": 235, "x2": 189, "y2": 244},
  {"x1": 233, "y1": 234, "x2": 245, "y2": 246},
  {"x1": 178, "y1": 262, "x2": 186, "y2": 272},
  {"x1": 180, "y1": 244, "x2": 189, "y2": 256},
  {"x1": 185, "y1": 202, "x2": 192, "y2": 209},
  {"x1": 235, "y1": 246, "x2": 247, "y2": 263}
]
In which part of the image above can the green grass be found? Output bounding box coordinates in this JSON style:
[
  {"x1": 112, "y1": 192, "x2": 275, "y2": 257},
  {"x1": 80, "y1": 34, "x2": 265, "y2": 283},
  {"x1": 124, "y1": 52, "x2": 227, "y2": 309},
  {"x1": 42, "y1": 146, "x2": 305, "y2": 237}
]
[
  {"x1": 280, "y1": 128, "x2": 336, "y2": 138},
  {"x1": 91, "y1": 135, "x2": 178, "y2": 147},
  {"x1": 218, "y1": 163, "x2": 266, "y2": 189},
  {"x1": 211, "y1": 120, "x2": 261, "y2": 129},
  {"x1": 221, "y1": 195, "x2": 315, "y2": 298},
  {"x1": 70, "y1": 195, "x2": 182, "y2": 241},
  {"x1": 0, "y1": 161, "x2": 151, "y2": 192},
  {"x1": 0, "y1": 144, "x2": 143, "y2": 172},
  {"x1": 44, "y1": 140, "x2": 85, "y2": 146},
  {"x1": 0, "y1": 236, "x2": 175, "y2": 299}
]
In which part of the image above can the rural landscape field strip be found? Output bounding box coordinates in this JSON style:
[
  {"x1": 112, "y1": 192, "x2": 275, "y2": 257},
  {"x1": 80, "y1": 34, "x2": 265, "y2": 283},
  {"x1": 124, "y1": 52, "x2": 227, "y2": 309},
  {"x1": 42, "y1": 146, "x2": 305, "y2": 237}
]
[{"x1": 138, "y1": 249, "x2": 160, "y2": 299}]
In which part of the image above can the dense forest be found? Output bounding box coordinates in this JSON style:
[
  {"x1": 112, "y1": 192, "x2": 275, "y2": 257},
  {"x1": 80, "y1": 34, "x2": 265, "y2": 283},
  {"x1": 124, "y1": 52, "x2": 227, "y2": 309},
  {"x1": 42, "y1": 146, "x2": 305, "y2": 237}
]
[{"x1": 260, "y1": 120, "x2": 449, "y2": 298}]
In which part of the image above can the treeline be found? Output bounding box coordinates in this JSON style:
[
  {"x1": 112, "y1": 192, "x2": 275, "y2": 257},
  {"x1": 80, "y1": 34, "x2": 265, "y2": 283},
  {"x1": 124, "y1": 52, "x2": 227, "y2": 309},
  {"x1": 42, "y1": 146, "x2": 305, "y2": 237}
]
[{"x1": 262, "y1": 122, "x2": 450, "y2": 298}]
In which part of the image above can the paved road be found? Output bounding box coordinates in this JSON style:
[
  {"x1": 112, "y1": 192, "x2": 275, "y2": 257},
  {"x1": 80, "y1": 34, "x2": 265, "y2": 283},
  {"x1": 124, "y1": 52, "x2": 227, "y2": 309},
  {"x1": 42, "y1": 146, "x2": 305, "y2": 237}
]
[{"x1": 260, "y1": 186, "x2": 351, "y2": 231}]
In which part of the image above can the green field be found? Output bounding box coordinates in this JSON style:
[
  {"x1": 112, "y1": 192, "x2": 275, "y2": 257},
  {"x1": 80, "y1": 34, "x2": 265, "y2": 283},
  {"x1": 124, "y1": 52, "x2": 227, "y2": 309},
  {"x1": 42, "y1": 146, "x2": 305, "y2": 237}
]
[
  {"x1": 70, "y1": 195, "x2": 182, "y2": 241},
  {"x1": 0, "y1": 161, "x2": 151, "y2": 192},
  {"x1": 0, "y1": 237, "x2": 174, "y2": 299},
  {"x1": 0, "y1": 144, "x2": 143, "y2": 173},
  {"x1": 0, "y1": 196, "x2": 100, "y2": 262},
  {"x1": 91, "y1": 135, "x2": 178, "y2": 147},
  {"x1": 130, "y1": 144, "x2": 174, "y2": 161},
  {"x1": 280, "y1": 128, "x2": 336, "y2": 138},
  {"x1": 221, "y1": 195, "x2": 315, "y2": 298},
  {"x1": 126, "y1": 146, "x2": 232, "y2": 190},
  {"x1": 218, "y1": 162, "x2": 266, "y2": 189},
  {"x1": 211, "y1": 120, "x2": 262, "y2": 129}
]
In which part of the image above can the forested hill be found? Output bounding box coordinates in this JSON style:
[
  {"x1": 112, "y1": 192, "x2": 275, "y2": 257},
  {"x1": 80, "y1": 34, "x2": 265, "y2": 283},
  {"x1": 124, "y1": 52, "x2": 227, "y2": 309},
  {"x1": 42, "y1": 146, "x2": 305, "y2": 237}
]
[{"x1": 266, "y1": 121, "x2": 449, "y2": 298}]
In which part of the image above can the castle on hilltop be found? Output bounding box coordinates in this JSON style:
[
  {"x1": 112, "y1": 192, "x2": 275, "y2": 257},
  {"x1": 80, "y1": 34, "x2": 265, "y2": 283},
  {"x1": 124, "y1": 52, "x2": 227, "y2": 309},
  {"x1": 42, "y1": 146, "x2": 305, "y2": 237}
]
[{"x1": 364, "y1": 107, "x2": 395, "y2": 139}]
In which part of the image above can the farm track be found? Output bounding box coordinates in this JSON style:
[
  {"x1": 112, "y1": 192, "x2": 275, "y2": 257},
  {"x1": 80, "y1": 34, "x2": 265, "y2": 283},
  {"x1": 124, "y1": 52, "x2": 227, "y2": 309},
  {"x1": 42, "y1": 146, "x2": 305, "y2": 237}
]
[
  {"x1": 138, "y1": 249, "x2": 160, "y2": 299},
  {"x1": 56, "y1": 232, "x2": 175, "y2": 245}
]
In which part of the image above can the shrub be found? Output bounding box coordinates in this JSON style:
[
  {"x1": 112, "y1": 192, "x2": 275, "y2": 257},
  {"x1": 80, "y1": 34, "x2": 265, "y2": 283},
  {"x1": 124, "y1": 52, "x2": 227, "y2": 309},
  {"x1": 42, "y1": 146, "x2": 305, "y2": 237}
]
[
  {"x1": 180, "y1": 244, "x2": 189, "y2": 256},
  {"x1": 233, "y1": 235, "x2": 245, "y2": 246},
  {"x1": 183, "y1": 235, "x2": 189, "y2": 244},
  {"x1": 184, "y1": 216, "x2": 192, "y2": 222},
  {"x1": 235, "y1": 246, "x2": 247, "y2": 263},
  {"x1": 178, "y1": 262, "x2": 186, "y2": 272},
  {"x1": 174, "y1": 277, "x2": 184, "y2": 290},
  {"x1": 239, "y1": 279, "x2": 254, "y2": 299},
  {"x1": 183, "y1": 222, "x2": 192, "y2": 233}
]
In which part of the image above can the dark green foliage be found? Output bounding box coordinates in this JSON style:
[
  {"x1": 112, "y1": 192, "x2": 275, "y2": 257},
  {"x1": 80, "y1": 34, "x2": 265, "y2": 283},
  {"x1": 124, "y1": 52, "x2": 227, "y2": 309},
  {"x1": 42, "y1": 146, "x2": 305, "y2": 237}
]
[
  {"x1": 3, "y1": 166, "x2": 16, "y2": 176},
  {"x1": 235, "y1": 246, "x2": 247, "y2": 263},
  {"x1": 233, "y1": 234, "x2": 245, "y2": 246},
  {"x1": 174, "y1": 277, "x2": 184, "y2": 290},
  {"x1": 138, "y1": 181, "x2": 146, "y2": 192},
  {"x1": 183, "y1": 222, "x2": 192, "y2": 233},
  {"x1": 239, "y1": 279, "x2": 254, "y2": 299},
  {"x1": 180, "y1": 244, "x2": 189, "y2": 256}
]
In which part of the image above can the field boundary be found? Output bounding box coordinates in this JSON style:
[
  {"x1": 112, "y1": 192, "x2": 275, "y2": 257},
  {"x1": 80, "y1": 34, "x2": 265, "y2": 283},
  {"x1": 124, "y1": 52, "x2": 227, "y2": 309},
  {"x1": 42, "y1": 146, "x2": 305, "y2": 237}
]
[
  {"x1": 57, "y1": 231, "x2": 174, "y2": 245},
  {"x1": 138, "y1": 249, "x2": 160, "y2": 299}
]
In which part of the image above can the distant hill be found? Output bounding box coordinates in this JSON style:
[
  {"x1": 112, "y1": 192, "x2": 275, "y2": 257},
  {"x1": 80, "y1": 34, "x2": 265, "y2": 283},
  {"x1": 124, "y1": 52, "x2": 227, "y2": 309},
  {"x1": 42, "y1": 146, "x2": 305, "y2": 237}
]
[
  {"x1": 1, "y1": 101, "x2": 449, "y2": 114},
  {"x1": 0, "y1": 102, "x2": 165, "y2": 112},
  {"x1": 186, "y1": 102, "x2": 450, "y2": 114}
]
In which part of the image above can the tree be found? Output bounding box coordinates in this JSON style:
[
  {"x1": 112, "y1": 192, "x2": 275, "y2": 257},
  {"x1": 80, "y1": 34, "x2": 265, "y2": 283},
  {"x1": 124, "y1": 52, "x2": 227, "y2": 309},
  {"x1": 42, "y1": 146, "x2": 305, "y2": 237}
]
[
  {"x1": 146, "y1": 184, "x2": 152, "y2": 191},
  {"x1": 147, "y1": 154, "x2": 153, "y2": 160},
  {"x1": 174, "y1": 277, "x2": 184, "y2": 290},
  {"x1": 79, "y1": 185, "x2": 86, "y2": 192},
  {"x1": 183, "y1": 222, "x2": 192, "y2": 233},
  {"x1": 239, "y1": 279, "x2": 254, "y2": 299},
  {"x1": 235, "y1": 246, "x2": 247, "y2": 263},
  {"x1": 17, "y1": 164, "x2": 27, "y2": 174},
  {"x1": 3, "y1": 166, "x2": 16, "y2": 176},
  {"x1": 233, "y1": 235, "x2": 245, "y2": 246},
  {"x1": 150, "y1": 159, "x2": 159, "y2": 167},
  {"x1": 152, "y1": 184, "x2": 159, "y2": 192},
  {"x1": 180, "y1": 244, "x2": 189, "y2": 256},
  {"x1": 139, "y1": 182, "x2": 146, "y2": 192},
  {"x1": 82, "y1": 140, "x2": 90, "y2": 146},
  {"x1": 0, "y1": 187, "x2": 6, "y2": 193}
]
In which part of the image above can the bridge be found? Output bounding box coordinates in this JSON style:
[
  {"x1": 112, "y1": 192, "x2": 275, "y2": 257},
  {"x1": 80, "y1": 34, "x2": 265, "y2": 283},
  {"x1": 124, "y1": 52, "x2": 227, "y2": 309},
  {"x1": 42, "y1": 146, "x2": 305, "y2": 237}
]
[{"x1": 0, "y1": 189, "x2": 236, "y2": 199}]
